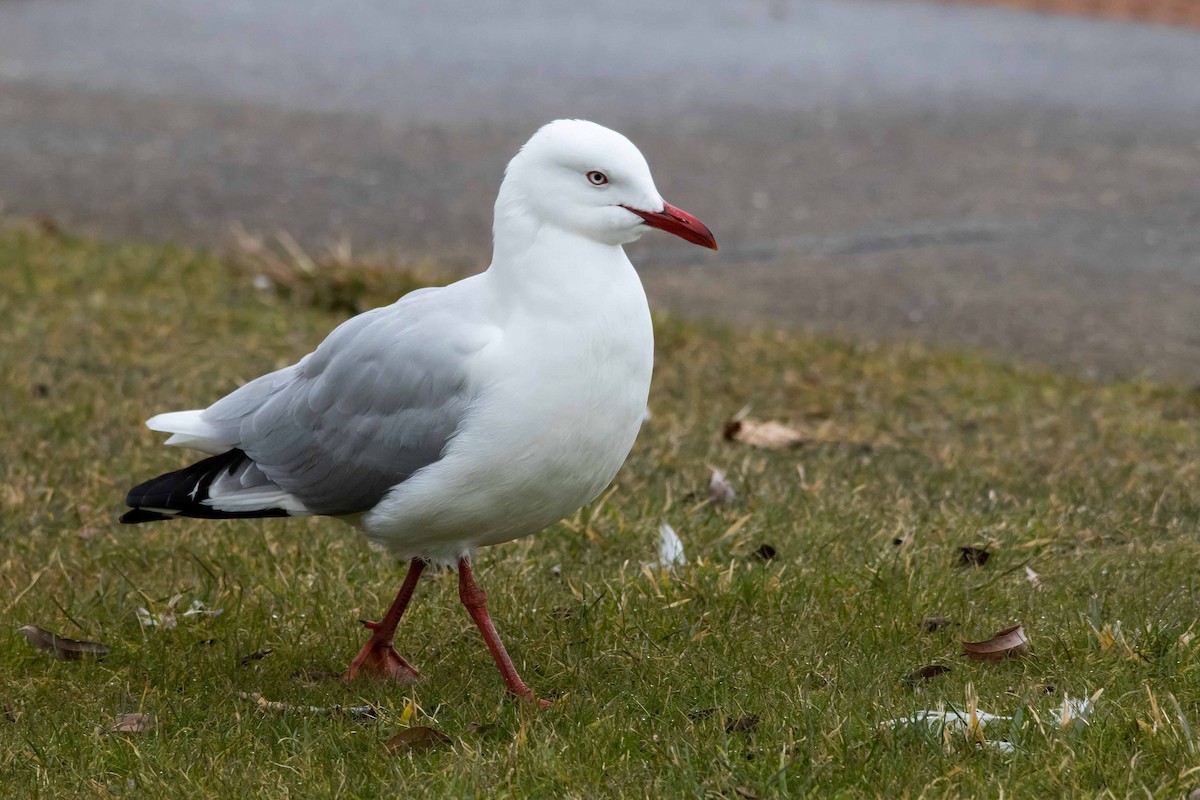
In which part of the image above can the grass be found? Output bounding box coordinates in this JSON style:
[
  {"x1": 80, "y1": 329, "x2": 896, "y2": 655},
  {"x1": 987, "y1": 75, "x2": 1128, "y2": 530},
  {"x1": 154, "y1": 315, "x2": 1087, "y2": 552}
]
[{"x1": 1, "y1": 224, "x2": 1199, "y2": 798}]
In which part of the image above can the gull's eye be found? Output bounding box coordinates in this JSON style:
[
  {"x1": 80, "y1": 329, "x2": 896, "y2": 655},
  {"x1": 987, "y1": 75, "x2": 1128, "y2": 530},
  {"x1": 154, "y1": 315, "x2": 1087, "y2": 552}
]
[{"x1": 586, "y1": 170, "x2": 609, "y2": 186}]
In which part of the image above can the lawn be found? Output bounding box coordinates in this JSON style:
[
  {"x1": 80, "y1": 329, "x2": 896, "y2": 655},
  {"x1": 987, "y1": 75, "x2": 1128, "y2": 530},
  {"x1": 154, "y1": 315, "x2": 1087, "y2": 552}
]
[{"x1": 2, "y1": 224, "x2": 1198, "y2": 798}]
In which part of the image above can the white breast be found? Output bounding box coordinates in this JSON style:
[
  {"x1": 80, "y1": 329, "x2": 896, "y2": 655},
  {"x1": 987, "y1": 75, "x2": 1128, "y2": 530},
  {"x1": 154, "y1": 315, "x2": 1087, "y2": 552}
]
[{"x1": 361, "y1": 251, "x2": 653, "y2": 563}]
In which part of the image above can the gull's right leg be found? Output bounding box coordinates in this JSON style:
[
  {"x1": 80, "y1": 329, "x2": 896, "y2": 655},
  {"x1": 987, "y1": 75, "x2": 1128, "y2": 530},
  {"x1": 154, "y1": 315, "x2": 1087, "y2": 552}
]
[{"x1": 344, "y1": 558, "x2": 426, "y2": 683}]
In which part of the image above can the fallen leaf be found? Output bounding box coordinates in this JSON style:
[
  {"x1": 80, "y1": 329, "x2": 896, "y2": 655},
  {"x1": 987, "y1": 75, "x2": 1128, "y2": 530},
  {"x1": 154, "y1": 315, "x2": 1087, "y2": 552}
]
[
  {"x1": 723, "y1": 715, "x2": 759, "y2": 733},
  {"x1": 905, "y1": 664, "x2": 951, "y2": 683},
  {"x1": 958, "y1": 547, "x2": 991, "y2": 567},
  {"x1": 19, "y1": 625, "x2": 109, "y2": 661},
  {"x1": 708, "y1": 468, "x2": 736, "y2": 505},
  {"x1": 107, "y1": 713, "x2": 154, "y2": 734},
  {"x1": 752, "y1": 543, "x2": 777, "y2": 561},
  {"x1": 385, "y1": 726, "x2": 452, "y2": 754},
  {"x1": 723, "y1": 418, "x2": 805, "y2": 450},
  {"x1": 654, "y1": 522, "x2": 687, "y2": 567},
  {"x1": 239, "y1": 648, "x2": 274, "y2": 666},
  {"x1": 921, "y1": 615, "x2": 953, "y2": 633},
  {"x1": 963, "y1": 624, "x2": 1030, "y2": 664}
]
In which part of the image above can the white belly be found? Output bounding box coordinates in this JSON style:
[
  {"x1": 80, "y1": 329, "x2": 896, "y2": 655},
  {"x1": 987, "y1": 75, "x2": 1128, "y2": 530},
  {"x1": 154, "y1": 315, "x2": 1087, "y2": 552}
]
[{"x1": 362, "y1": 292, "x2": 653, "y2": 563}]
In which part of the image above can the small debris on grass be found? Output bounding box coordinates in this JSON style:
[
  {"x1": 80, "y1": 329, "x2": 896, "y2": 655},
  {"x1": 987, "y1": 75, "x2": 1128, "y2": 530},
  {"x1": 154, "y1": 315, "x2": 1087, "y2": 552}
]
[
  {"x1": 963, "y1": 624, "x2": 1029, "y2": 664},
  {"x1": 723, "y1": 418, "x2": 805, "y2": 450},
  {"x1": 654, "y1": 522, "x2": 687, "y2": 568},
  {"x1": 958, "y1": 547, "x2": 991, "y2": 567},
  {"x1": 1055, "y1": 689, "x2": 1103, "y2": 731},
  {"x1": 385, "y1": 726, "x2": 452, "y2": 754},
  {"x1": 708, "y1": 467, "x2": 736, "y2": 505},
  {"x1": 137, "y1": 607, "x2": 176, "y2": 629},
  {"x1": 905, "y1": 664, "x2": 951, "y2": 684},
  {"x1": 883, "y1": 704, "x2": 1013, "y2": 752},
  {"x1": 19, "y1": 625, "x2": 109, "y2": 661},
  {"x1": 239, "y1": 648, "x2": 274, "y2": 666},
  {"x1": 139, "y1": 599, "x2": 223, "y2": 629},
  {"x1": 752, "y1": 543, "x2": 777, "y2": 561},
  {"x1": 723, "y1": 715, "x2": 759, "y2": 733},
  {"x1": 238, "y1": 691, "x2": 377, "y2": 720},
  {"x1": 734, "y1": 787, "x2": 758, "y2": 800},
  {"x1": 181, "y1": 600, "x2": 223, "y2": 619},
  {"x1": 921, "y1": 615, "x2": 953, "y2": 633},
  {"x1": 1025, "y1": 565, "x2": 1043, "y2": 589},
  {"x1": 104, "y1": 713, "x2": 154, "y2": 734}
]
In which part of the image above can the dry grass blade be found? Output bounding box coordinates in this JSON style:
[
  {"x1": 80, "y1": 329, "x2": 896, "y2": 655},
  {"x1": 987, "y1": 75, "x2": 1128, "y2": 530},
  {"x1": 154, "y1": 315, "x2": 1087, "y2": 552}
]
[
  {"x1": 385, "y1": 726, "x2": 452, "y2": 754},
  {"x1": 18, "y1": 625, "x2": 109, "y2": 661},
  {"x1": 723, "y1": 418, "x2": 806, "y2": 450},
  {"x1": 963, "y1": 624, "x2": 1030, "y2": 664}
]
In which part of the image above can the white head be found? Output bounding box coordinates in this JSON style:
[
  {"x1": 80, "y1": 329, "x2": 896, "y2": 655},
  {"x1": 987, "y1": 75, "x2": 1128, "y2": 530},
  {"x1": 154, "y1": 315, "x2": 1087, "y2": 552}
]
[{"x1": 495, "y1": 120, "x2": 717, "y2": 251}]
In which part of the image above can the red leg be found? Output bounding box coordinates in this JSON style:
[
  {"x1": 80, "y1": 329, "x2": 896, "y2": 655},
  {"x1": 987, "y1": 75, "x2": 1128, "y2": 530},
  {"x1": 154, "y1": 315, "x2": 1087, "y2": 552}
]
[
  {"x1": 344, "y1": 558, "x2": 426, "y2": 683},
  {"x1": 457, "y1": 556, "x2": 550, "y2": 707}
]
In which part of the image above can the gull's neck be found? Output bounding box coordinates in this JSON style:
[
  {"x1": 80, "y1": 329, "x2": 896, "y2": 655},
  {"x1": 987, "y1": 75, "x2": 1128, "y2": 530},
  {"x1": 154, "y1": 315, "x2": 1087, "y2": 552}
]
[{"x1": 484, "y1": 198, "x2": 638, "y2": 320}]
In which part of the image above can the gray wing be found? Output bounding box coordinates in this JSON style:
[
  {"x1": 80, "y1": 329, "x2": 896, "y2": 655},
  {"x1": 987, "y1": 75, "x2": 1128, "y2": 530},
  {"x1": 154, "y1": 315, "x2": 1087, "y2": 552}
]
[{"x1": 201, "y1": 284, "x2": 494, "y2": 515}]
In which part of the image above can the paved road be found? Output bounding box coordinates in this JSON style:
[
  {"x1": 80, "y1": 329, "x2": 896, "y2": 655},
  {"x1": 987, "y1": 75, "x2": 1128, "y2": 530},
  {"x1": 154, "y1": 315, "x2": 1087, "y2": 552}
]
[{"x1": 1, "y1": 0, "x2": 1198, "y2": 379}]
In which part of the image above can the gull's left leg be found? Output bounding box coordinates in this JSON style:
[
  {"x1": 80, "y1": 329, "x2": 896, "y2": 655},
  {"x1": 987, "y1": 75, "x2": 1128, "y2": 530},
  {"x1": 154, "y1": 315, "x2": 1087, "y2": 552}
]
[
  {"x1": 344, "y1": 557, "x2": 426, "y2": 683},
  {"x1": 457, "y1": 556, "x2": 550, "y2": 707}
]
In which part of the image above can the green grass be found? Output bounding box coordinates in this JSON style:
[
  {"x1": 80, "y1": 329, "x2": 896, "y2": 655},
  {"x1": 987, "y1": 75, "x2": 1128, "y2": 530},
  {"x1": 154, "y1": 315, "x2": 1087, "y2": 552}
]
[{"x1": 2, "y1": 225, "x2": 1199, "y2": 798}]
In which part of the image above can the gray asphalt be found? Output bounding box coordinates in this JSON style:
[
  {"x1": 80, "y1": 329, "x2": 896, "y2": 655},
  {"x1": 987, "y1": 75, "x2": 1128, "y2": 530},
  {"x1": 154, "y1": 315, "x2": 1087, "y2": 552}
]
[{"x1": 1, "y1": 0, "x2": 1198, "y2": 380}]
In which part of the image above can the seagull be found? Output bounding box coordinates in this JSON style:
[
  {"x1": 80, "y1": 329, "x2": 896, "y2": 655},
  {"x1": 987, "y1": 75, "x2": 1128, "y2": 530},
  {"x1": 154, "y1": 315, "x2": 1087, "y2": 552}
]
[{"x1": 120, "y1": 119, "x2": 717, "y2": 705}]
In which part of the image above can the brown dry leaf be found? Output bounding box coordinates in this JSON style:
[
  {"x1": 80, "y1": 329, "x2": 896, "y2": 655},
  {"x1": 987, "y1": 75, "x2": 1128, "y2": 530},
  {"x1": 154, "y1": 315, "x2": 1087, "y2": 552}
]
[
  {"x1": 385, "y1": 726, "x2": 452, "y2": 754},
  {"x1": 723, "y1": 418, "x2": 806, "y2": 450},
  {"x1": 107, "y1": 713, "x2": 154, "y2": 734},
  {"x1": 904, "y1": 664, "x2": 951, "y2": 683},
  {"x1": 958, "y1": 547, "x2": 991, "y2": 567},
  {"x1": 19, "y1": 625, "x2": 109, "y2": 661},
  {"x1": 963, "y1": 624, "x2": 1030, "y2": 664}
]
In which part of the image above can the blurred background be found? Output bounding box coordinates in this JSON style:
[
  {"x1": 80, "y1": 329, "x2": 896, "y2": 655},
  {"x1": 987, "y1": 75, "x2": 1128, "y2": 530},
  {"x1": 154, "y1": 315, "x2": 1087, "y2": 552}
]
[{"x1": 1, "y1": 0, "x2": 1197, "y2": 380}]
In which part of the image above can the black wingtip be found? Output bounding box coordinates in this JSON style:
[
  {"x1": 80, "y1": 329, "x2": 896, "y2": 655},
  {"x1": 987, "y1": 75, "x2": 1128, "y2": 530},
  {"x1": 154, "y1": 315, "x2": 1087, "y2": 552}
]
[{"x1": 120, "y1": 508, "x2": 172, "y2": 524}]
